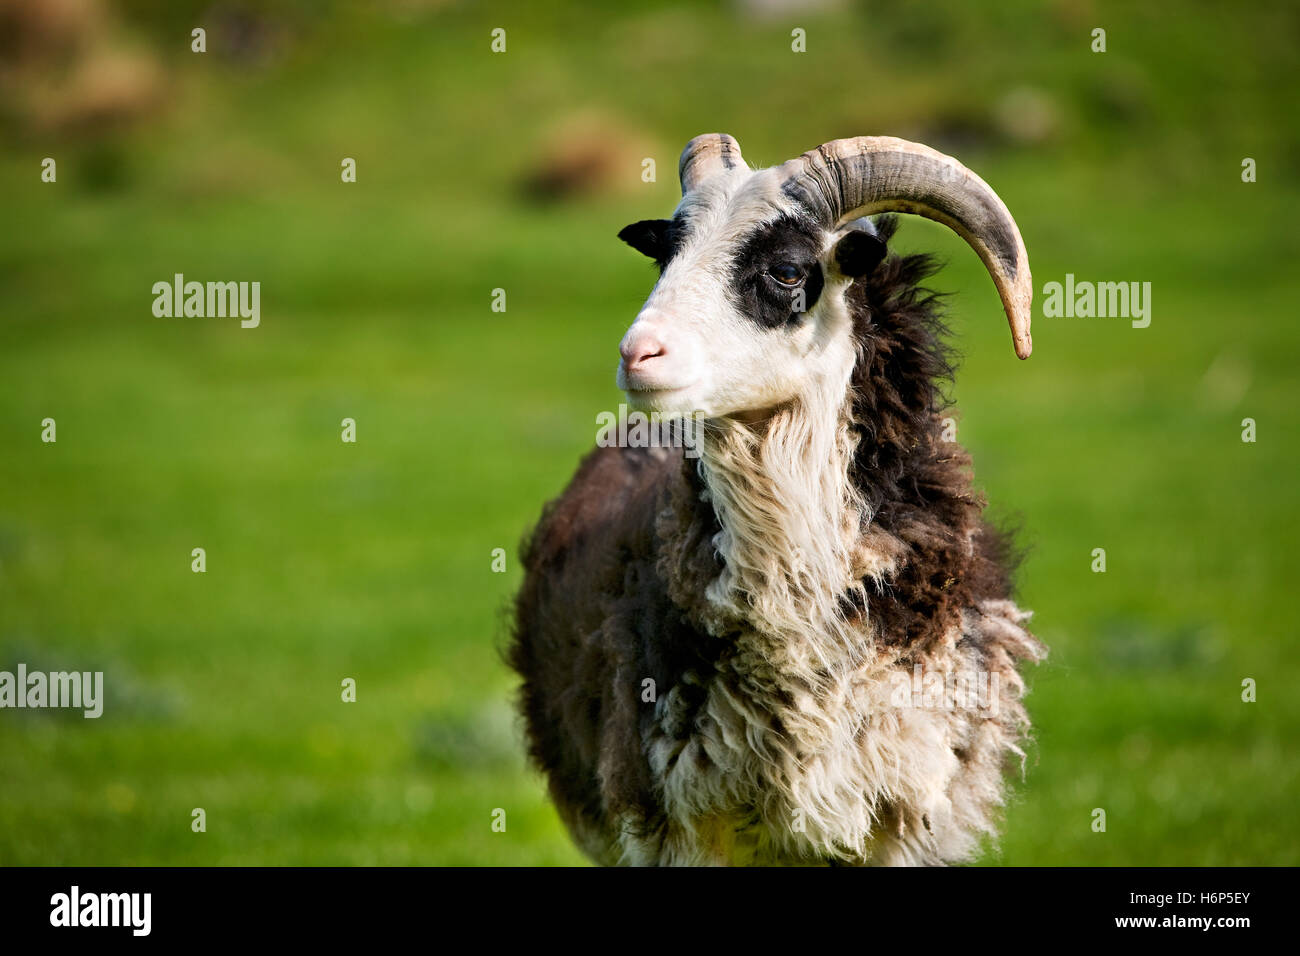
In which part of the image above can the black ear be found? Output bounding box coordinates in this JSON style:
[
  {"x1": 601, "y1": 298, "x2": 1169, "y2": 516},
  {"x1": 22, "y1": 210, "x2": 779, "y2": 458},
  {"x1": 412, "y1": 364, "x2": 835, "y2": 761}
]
[
  {"x1": 618, "y1": 219, "x2": 674, "y2": 262},
  {"x1": 833, "y1": 228, "x2": 888, "y2": 279}
]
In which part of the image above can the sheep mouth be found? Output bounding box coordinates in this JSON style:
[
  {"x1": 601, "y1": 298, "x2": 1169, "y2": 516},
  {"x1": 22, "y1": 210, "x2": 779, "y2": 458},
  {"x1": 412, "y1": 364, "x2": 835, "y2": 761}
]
[
  {"x1": 617, "y1": 365, "x2": 697, "y2": 399},
  {"x1": 616, "y1": 361, "x2": 694, "y2": 390},
  {"x1": 621, "y1": 384, "x2": 699, "y2": 414}
]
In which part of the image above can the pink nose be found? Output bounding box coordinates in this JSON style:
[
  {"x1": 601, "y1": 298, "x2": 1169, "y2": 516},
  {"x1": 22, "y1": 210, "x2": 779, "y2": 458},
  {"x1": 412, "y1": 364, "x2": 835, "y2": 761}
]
[{"x1": 620, "y1": 333, "x2": 667, "y2": 371}]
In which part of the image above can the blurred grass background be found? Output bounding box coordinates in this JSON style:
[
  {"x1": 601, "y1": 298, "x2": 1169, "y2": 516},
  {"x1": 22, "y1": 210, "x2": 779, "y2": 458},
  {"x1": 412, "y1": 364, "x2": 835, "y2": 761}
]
[{"x1": 0, "y1": 0, "x2": 1296, "y2": 865}]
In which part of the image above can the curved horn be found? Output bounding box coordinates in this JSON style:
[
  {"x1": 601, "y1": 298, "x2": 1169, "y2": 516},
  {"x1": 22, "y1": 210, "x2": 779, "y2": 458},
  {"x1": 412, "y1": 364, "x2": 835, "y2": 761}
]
[
  {"x1": 679, "y1": 133, "x2": 744, "y2": 195},
  {"x1": 778, "y1": 136, "x2": 1033, "y2": 359}
]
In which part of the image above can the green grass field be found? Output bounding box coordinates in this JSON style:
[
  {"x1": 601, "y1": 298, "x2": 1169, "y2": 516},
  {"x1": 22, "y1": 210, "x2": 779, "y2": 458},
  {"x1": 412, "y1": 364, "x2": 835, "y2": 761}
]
[{"x1": 1, "y1": 0, "x2": 1297, "y2": 864}]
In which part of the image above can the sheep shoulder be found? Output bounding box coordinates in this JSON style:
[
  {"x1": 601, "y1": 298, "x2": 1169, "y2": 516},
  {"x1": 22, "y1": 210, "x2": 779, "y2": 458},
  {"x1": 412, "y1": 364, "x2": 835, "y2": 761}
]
[{"x1": 510, "y1": 443, "x2": 721, "y2": 863}]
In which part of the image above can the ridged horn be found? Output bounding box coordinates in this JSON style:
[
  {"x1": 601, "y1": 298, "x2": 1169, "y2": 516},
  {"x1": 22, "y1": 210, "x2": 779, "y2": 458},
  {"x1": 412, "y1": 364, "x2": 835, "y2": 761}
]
[
  {"x1": 778, "y1": 136, "x2": 1033, "y2": 359},
  {"x1": 679, "y1": 133, "x2": 743, "y2": 195}
]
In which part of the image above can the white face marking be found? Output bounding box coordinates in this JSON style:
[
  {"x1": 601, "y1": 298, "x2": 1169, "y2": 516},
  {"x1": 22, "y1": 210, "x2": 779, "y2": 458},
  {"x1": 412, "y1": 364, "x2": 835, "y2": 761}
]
[{"x1": 617, "y1": 168, "x2": 859, "y2": 419}]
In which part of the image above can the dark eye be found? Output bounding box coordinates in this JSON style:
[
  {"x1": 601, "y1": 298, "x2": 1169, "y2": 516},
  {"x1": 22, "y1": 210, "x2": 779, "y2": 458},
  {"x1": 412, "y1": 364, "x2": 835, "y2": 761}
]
[{"x1": 767, "y1": 263, "x2": 803, "y2": 286}]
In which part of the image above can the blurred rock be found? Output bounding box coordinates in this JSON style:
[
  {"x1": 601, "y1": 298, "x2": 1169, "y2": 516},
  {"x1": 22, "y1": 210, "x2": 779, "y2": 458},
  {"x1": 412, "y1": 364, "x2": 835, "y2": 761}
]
[
  {"x1": 995, "y1": 86, "x2": 1059, "y2": 145},
  {"x1": 0, "y1": 0, "x2": 165, "y2": 135},
  {"x1": 0, "y1": 0, "x2": 102, "y2": 63},
  {"x1": 519, "y1": 113, "x2": 658, "y2": 203}
]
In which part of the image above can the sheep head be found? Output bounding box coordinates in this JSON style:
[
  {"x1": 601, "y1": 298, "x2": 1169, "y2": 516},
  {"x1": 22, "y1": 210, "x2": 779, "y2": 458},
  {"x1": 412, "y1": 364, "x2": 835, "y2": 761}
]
[{"x1": 615, "y1": 133, "x2": 1032, "y2": 418}]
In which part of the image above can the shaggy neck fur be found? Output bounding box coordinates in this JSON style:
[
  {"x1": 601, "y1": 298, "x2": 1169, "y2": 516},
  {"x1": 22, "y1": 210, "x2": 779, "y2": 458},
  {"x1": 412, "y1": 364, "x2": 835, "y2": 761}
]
[{"x1": 696, "y1": 377, "x2": 873, "y2": 678}]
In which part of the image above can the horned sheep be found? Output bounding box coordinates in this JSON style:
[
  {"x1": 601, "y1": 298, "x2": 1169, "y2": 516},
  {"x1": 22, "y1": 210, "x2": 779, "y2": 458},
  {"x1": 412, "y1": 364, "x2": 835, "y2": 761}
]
[{"x1": 510, "y1": 134, "x2": 1046, "y2": 866}]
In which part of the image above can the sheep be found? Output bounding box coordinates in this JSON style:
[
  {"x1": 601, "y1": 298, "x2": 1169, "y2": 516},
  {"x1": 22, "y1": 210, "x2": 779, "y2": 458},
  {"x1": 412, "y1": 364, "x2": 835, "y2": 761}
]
[{"x1": 509, "y1": 134, "x2": 1046, "y2": 866}]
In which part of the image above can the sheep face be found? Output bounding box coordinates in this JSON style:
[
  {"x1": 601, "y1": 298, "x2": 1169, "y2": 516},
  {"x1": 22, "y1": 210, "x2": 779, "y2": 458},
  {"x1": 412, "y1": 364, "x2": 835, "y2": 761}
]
[{"x1": 617, "y1": 169, "x2": 886, "y2": 419}]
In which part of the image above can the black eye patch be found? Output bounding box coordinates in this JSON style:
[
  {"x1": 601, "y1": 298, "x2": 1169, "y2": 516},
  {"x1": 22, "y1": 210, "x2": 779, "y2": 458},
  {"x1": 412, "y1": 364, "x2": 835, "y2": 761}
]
[
  {"x1": 730, "y1": 215, "x2": 826, "y2": 329},
  {"x1": 618, "y1": 218, "x2": 683, "y2": 270}
]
